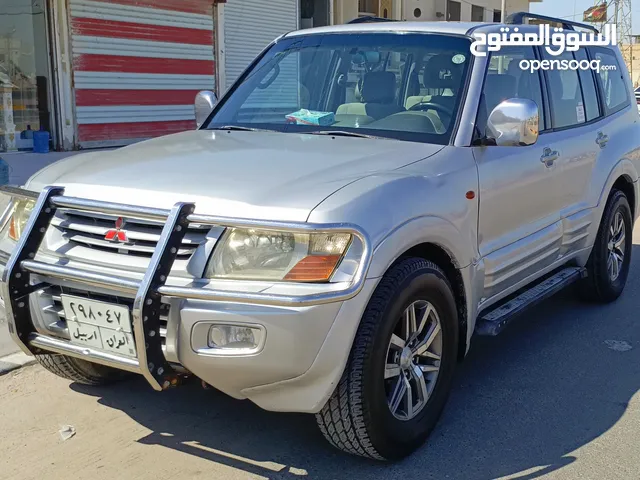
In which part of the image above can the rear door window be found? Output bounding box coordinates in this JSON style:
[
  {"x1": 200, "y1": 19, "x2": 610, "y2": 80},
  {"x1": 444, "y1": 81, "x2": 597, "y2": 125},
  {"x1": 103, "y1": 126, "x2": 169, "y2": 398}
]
[
  {"x1": 574, "y1": 49, "x2": 601, "y2": 122},
  {"x1": 541, "y1": 50, "x2": 585, "y2": 129}
]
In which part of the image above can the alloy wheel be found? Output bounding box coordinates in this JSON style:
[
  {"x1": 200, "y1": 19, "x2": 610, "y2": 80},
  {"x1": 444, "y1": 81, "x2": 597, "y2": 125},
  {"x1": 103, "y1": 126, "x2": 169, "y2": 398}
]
[
  {"x1": 384, "y1": 300, "x2": 443, "y2": 421},
  {"x1": 607, "y1": 211, "x2": 626, "y2": 281}
]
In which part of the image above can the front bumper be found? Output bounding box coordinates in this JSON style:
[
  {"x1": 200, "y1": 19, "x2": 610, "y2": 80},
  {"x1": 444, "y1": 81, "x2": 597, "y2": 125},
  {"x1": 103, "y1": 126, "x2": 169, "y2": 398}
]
[
  {"x1": 0, "y1": 186, "x2": 374, "y2": 413},
  {"x1": 173, "y1": 277, "x2": 378, "y2": 412},
  {"x1": 5, "y1": 270, "x2": 378, "y2": 412}
]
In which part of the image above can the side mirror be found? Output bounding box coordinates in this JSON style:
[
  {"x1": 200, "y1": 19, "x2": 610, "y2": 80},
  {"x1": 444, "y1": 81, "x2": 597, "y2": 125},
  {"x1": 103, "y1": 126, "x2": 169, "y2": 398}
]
[
  {"x1": 486, "y1": 98, "x2": 539, "y2": 147},
  {"x1": 195, "y1": 90, "x2": 218, "y2": 128}
]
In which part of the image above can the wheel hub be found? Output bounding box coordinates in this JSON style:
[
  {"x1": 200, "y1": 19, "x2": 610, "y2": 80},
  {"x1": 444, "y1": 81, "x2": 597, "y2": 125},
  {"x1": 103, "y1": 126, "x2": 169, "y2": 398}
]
[{"x1": 399, "y1": 347, "x2": 413, "y2": 370}]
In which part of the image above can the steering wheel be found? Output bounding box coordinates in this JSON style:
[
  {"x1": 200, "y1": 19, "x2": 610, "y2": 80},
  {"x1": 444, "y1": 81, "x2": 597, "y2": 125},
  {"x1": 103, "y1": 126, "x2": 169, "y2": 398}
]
[{"x1": 408, "y1": 102, "x2": 455, "y2": 118}]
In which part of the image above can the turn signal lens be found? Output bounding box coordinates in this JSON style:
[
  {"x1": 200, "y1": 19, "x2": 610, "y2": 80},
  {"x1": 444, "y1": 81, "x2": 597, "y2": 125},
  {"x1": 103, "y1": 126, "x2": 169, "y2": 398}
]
[
  {"x1": 284, "y1": 255, "x2": 342, "y2": 282},
  {"x1": 8, "y1": 199, "x2": 35, "y2": 241},
  {"x1": 8, "y1": 217, "x2": 17, "y2": 241}
]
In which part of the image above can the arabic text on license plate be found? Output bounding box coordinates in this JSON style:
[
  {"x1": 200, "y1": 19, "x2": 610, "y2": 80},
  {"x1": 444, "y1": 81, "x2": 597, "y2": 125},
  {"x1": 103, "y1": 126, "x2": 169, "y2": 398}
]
[{"x1": 61, "y1": 295, "x2": 136, "y2": 358}]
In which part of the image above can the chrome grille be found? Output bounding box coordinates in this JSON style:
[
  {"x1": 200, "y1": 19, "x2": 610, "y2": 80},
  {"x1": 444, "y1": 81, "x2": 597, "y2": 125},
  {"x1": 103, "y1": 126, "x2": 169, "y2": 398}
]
[
  {"x1": 42, "y1": 286, "x2": 169, "y2": 348},
  {"x1": 52, "y1": 209, "x2": 209, "y2": 259}
]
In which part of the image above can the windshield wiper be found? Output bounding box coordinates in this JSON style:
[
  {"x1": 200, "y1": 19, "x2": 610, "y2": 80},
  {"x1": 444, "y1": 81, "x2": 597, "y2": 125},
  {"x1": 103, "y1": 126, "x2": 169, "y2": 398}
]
[
  {"x1": 209, "y1": 125, "x2": 271, "y2": 132},
  {"x1": 308, "y1": 130, "x2": 381, "y2": 139}
]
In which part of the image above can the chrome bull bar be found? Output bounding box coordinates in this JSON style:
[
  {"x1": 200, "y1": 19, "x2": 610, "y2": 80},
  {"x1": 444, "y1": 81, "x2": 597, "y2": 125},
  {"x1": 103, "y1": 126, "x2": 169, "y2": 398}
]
[{"x1": 0, "y1": 186, "x2": 372, "y2": 391}]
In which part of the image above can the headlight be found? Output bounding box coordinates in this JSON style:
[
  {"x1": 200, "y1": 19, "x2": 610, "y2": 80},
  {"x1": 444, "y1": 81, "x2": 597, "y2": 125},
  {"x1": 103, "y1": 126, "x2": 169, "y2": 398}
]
[
  {"x1": 7, "y1": 199, "x2": 35, "y2": 242},
  {"x1": 206, "y1": 228, "x2": 352, "y2": 282}
]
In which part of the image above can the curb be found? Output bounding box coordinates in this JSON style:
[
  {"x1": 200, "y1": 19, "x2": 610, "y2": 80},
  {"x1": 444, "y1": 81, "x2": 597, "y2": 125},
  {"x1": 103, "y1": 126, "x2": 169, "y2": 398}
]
[{"x1": 0, "y1": 352, "x2": 36, "y2": 376}]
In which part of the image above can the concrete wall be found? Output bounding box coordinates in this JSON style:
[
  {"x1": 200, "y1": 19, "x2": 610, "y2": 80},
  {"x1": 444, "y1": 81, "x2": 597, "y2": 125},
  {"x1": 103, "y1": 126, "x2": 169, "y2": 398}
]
[
  {"x1": 333, "y1": 0, "x2": 359, "y2": 23},
  {"x1": 332, "y1": 0, "x2": 535, "y2": 24},
  {"x1": 506, "y1": 0, "x2": 533, "y2": 17},
  {"x1": 403, "y1": 0, "x2": 442, "y2": 21}
]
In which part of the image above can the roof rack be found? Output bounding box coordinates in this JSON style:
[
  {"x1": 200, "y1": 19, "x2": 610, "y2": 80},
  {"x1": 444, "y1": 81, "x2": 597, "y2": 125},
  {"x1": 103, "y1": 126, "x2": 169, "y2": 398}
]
[
  {"x1": 505, "y1": 11, "x2": 600, "y2": 34},
  {"x1": 347, "y1": 15, "x2": 396, "y2": 24}
]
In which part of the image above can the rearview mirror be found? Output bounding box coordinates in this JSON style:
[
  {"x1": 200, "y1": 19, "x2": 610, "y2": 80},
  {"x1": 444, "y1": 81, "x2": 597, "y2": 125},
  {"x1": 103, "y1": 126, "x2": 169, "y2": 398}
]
[
  {"x1": 486, "y1": 98, "x2": 539, "y2": 147},
  {"x1": 195, "y1": 90, "x2": 218, "y2": 128}
]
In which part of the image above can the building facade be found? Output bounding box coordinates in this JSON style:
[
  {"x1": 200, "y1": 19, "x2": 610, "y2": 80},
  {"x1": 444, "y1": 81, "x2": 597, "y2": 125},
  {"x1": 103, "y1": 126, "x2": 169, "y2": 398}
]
[
  {"x1": 335, "y1": 0, "x2": 540, "y2": 23},
  {"x1": 0, "y1": 0, "x2": 538, "y2": 153}
]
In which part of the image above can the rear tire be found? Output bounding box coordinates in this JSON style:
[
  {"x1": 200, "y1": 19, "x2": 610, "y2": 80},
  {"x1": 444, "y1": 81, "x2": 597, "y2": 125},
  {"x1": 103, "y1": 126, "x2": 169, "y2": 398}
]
[
  {"x1": 36, "y1": 353, "x2": 129, "y2": 386},
  {"x1": 578, "y1": 189, "x2": 632, "y2": 303},
  {"x1": 315, "y1": 258, "x2": 459, "y2": 460}
]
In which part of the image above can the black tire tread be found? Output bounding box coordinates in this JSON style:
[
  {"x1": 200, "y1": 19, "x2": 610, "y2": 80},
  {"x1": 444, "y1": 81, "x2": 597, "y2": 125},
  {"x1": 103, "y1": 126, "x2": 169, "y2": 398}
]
[
  {"x1": 579, "y1": 189, "x2": 631, "y2": 303},
  {"x1": 36, "y1": 353, "x2": 126, "y2": 386},
  {"x1": 315, "y1": 258, "x2": 449, "y2": 460}
]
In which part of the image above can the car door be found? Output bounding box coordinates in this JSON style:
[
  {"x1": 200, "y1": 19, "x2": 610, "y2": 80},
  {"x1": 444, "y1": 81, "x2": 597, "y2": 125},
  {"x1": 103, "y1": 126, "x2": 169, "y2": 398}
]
[
  {"x1": 536, "y1": 48, "x2": 602, "y2": 259},
  {"x1": 473, "y1": 46, "x2": 563, "y2": 303}
]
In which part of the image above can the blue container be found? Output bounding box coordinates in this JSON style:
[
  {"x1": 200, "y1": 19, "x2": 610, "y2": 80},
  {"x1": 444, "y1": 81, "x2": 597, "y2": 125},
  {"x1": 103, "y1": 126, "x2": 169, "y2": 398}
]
[{"x1": 33, "y1": 130, "x2": 50, "y2": 153}]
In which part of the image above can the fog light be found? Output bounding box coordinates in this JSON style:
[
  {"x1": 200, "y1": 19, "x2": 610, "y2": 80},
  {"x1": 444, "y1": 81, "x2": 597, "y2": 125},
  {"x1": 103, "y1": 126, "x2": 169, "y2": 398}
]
[{"x1": 208, "y1": 325, "x2": 260, "y2": 350}]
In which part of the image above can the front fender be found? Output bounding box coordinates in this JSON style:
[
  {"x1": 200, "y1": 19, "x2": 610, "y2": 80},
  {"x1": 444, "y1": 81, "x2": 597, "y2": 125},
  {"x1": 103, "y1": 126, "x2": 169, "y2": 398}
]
[
  {"x1": 308, "y1": 154, "x2": 479, "y2": 351},
  {"x1": 307, "y1": 153, "x2": 479, "y2": 277}
]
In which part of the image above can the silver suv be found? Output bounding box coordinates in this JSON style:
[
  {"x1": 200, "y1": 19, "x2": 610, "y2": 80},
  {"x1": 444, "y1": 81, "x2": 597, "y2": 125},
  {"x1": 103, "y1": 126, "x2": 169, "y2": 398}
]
[{"x1": 1, "y1": 15, "x2": 639, "y2": 460}]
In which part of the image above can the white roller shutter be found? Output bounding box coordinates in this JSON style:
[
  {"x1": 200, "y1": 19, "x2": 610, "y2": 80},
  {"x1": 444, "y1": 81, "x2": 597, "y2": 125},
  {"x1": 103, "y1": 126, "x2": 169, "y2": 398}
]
[{"x1": 222, "y1": 0, "x2": 299, "y2": 91}]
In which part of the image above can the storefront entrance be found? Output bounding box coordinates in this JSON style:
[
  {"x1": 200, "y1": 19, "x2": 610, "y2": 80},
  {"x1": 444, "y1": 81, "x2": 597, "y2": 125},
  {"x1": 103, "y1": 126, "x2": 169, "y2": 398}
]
[
  {"x1": 358, "y1": 0, "x2": 393, "y2": 18},
  {"x1": 0, "y1": 0, "x2": 55, "y2": 152},
  {"x1": 300, "y1": 0, "x2": 331, "y2": 29}
]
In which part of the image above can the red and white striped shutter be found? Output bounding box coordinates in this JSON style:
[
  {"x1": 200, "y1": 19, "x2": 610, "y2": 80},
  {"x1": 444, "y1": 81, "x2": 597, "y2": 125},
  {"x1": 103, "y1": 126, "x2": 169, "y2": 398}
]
[{"x1": 68, "y1": 0, "x2": 216, "y2": 148}]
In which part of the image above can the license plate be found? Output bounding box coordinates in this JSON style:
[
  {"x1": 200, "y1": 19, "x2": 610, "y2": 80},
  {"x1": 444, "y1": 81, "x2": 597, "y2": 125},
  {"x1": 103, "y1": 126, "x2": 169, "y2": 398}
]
[{"x1": 61, "y1": 295, "x2": 136, "y2": 358}]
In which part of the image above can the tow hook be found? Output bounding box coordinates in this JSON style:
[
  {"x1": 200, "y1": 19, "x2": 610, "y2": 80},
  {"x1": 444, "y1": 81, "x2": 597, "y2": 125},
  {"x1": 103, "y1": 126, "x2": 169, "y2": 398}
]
[{"x1": 161, "y1": 374, "x2": 191, "y2": 390}]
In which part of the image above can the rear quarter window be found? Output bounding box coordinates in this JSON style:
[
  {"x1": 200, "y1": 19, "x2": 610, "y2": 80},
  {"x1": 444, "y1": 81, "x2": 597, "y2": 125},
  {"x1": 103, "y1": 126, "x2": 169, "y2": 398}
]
[{"x1": 590, "y1": 47, "x2": 630, "y2": 115}]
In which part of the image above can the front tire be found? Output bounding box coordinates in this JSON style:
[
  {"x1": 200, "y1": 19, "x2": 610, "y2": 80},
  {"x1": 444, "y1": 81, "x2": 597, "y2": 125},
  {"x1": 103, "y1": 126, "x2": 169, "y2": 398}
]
[
  {"x1": 316, "y1": 258, "x2": 459, "y2": 460},
  {"x1": 578, "y1": 189, "x2": 632, "y2": 303},
  {"x1": 36, "y1": 353, "x2": 129, "y2": 386}
]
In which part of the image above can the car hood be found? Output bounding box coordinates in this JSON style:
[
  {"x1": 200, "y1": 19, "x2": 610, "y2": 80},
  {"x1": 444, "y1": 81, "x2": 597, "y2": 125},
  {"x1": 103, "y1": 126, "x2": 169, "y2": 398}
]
[{"x1": 27, "y1": 130, "x2": 443, "y2": 222}]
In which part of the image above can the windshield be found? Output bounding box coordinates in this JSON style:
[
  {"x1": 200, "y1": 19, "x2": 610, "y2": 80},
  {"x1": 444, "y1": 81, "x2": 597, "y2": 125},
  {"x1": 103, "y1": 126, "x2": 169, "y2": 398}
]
[{"x1": 206, "y1": 33, "x2": 473, "y2": 144}]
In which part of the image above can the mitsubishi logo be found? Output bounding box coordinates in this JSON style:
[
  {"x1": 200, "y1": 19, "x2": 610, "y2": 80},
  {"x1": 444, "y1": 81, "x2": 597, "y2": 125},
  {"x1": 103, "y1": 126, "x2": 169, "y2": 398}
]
[{"x1": 105, "y1": 217, "x2": 128, "y2": 243}]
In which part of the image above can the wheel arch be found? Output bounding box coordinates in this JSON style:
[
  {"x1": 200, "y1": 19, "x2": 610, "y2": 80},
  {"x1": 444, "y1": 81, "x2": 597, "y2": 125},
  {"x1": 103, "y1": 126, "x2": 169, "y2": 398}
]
[
  {"x1": 595, "y1": 158, "x2": 638, "y2": 221},
  {"x1": 393, "y1": 242, "x2": 468, "y2": 361},
  {"x1": 611, "y1": 174, "x2": 636, "y2": 219}
]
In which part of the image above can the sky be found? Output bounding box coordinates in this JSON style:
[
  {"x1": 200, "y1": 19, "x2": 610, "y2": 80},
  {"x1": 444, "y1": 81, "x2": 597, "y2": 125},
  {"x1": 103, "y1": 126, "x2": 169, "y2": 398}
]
[{"x1": 531, "y1": 0, "x2": 640, "y2": 35}]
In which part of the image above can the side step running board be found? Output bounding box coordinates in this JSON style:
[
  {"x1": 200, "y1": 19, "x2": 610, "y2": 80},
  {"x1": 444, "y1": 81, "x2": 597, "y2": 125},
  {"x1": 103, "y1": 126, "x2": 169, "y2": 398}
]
[{"x1": 475, "y1": 267, "x2": 586, "y2": 337}]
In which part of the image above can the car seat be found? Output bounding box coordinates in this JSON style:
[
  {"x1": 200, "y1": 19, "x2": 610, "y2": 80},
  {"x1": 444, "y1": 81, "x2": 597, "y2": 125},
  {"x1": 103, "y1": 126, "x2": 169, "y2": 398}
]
[
  {"x1": 336, "y1": 71, "x2": 404, "y2": 120},
  {"x1": 405, "y1": 54, "x2": 461, "y2": 110}
]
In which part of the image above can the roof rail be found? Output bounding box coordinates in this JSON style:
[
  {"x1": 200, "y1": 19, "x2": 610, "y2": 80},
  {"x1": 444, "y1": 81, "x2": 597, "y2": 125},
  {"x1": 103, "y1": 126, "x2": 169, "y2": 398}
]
[
  {"x1": 347, "y1": 15, "x2": 396, "y2": 24},
  {"x1": 505, "y1": 11, "x2": 600, "y2": 34}
]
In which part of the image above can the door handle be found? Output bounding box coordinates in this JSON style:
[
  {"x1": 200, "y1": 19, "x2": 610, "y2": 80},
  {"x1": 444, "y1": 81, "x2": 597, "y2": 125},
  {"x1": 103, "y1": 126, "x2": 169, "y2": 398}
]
[
  {"x1": 596, "y1": 132, "x2": 609, "y2": 148},
  {"x1": 540, "y1": 147, "x2": 559, "y2": 167}
]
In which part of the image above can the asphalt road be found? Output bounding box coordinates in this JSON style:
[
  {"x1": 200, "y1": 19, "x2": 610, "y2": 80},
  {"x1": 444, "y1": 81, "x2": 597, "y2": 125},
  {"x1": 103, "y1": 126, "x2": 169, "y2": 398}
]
[{"x1": 1, "y1": 226, "x2": 639, "y2": 479}]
